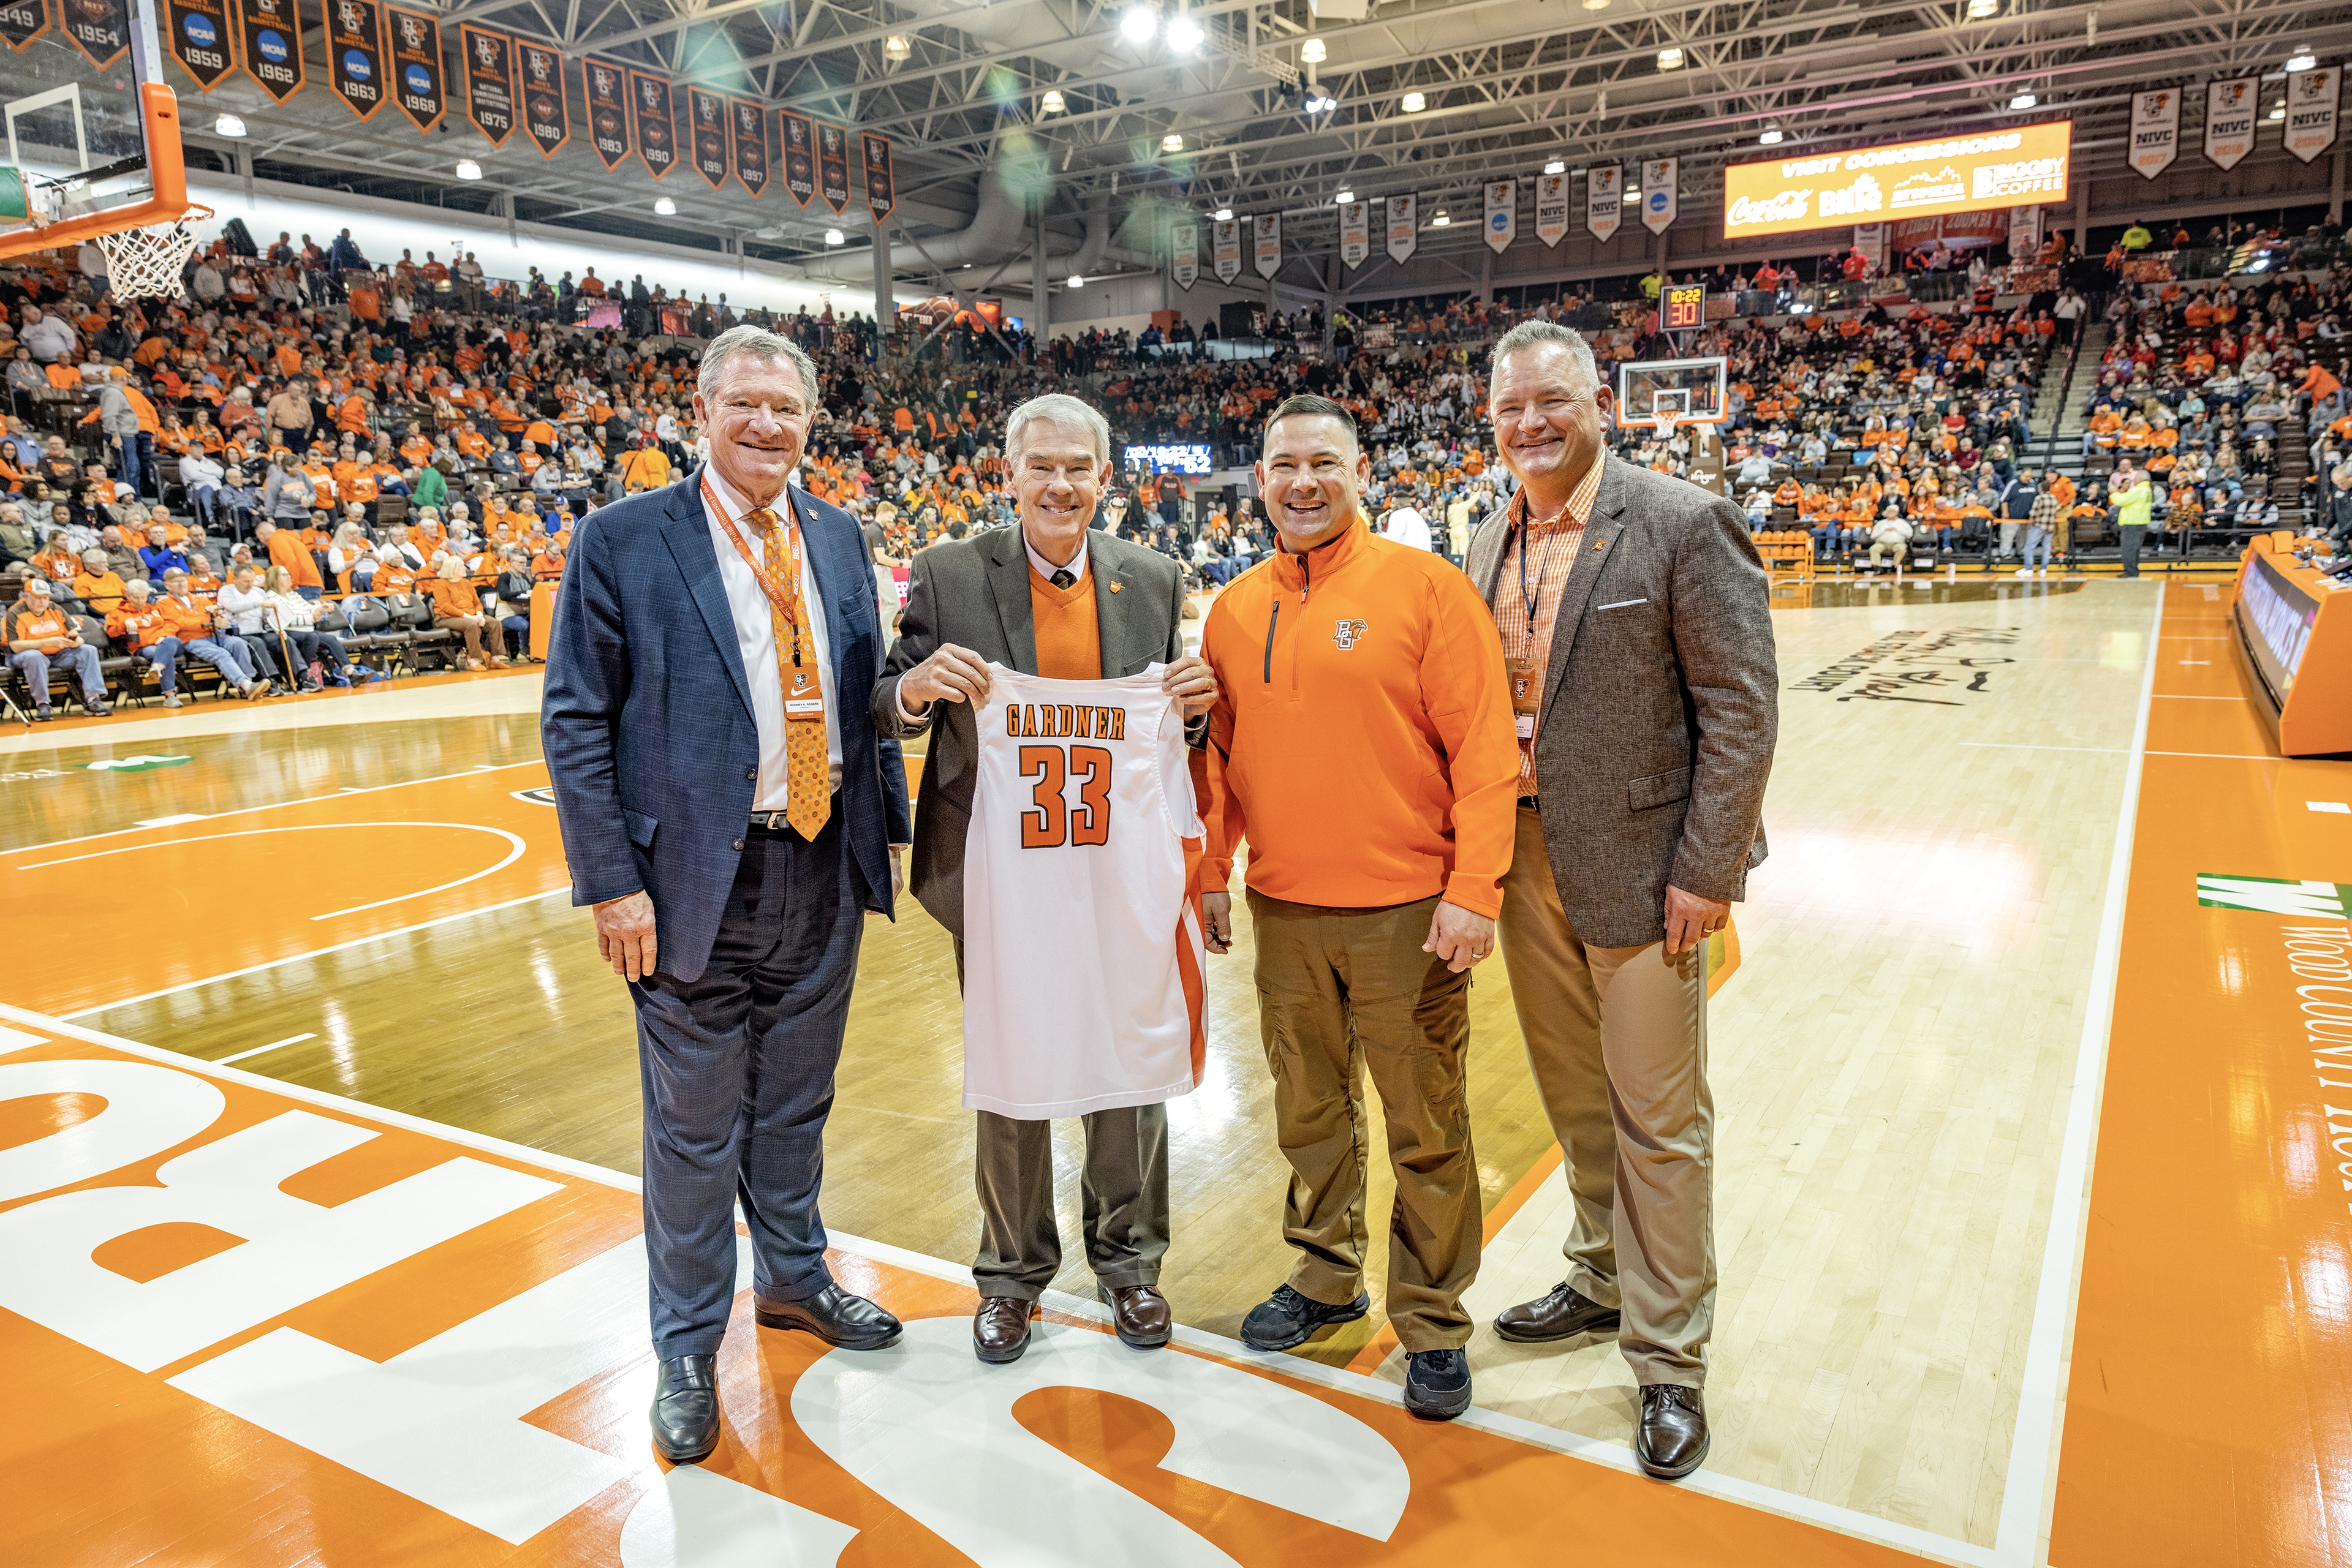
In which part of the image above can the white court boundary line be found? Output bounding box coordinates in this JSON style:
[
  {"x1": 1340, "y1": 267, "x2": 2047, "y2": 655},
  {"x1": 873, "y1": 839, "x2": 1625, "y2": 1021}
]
[{"x1": 18, "y1": 822, "x2": 527, "y2": 922}]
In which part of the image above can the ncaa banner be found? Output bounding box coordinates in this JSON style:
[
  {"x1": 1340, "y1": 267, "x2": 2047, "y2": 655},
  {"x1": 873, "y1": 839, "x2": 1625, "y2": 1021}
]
[
  {"x1": 517, "y1": 39, "x2": 567, "y2": 157},
  {"x1": 1385, "y1": 194, "x2": 1416, "y2": 264},
  {"x1": 1253, "y1": 212, "x2": 1282, "y2": 279},
  {"x1": 1171, "y1": 222, "x2": 1198, "y2": 290},
  {"x1": 387, "y1": 7, "x2": 444, "y2": 134},
  {"x1": 629, "y1": 69, "x2": 678, "y2": 179},
  {"x1": 779, "y1": 110, "x2": 815, "y2": 206},
  {"x1": 326, "y1": 0, "x2": 387, "y2": 121},
  {"x1": 1533, "y1": 172, "x2": 1568, "y2": 247},
  {"x1": 62, "y1": 0, "x2": 126, "y2": 66},
  {"x1": 817, "y1": 122, "x2": 851, "y2": 214},
  {"x1": 2203, "y1": 77, "x2": 2259, "y2": 169},
  {"x1": 236, "y1": 0, "x2": 300, "y2": 102},
  {"x1": 1483, "y1": 179, "x2": 1515, "y2": 254},
  {"x1": 861, "y1": 132, "x2": 895, "y2": 222},
  {"x1": 2286, "y1": 66, "x2": 2342, "y2": 164},
  {"x1": 1586, "y1": 164, "x2": 1622, "y2": 243},
  {"x1": 2128, "y1": 88, "x2": 2179, "y2": 179},
  {"x1": 687, "y1": 86, "x2": 728, "y2": 189},
  {"x1": 1339, "y1": 200, "x2": 1369, "y2": 268},
  {"x1": 730, "y1": 97, "x2": 768, "y2": 198},
  {"x1": 166, "y1": 0, "x2": 235, "y2": 88},
  {"x1": 1211, "y1": 217, "x2": 1241, "y2": 283},
  {"x1": 1640, "y1": 157, "x2": 1676, "y2": 234},
  {"x1": 459, "y1": 24, "x2": 513, "y2": 146},
  {"x1": 0, "y1": 0, "x2": 50, "y2": 51},
  {"x1": 582, "y1": 58, "x2": 630, "y2": 170}
]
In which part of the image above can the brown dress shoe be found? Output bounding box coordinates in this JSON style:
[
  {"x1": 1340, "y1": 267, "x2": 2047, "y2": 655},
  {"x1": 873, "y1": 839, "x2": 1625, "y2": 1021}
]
[
  {"x1": 1102, "y1": 1284, "x2": 1172, "y2": 1349},
  {"x1": 1635, "y1": 1385, "x2": 1709, "y2": 1479},
  {"x1": 1493, "y1": 1281, "x2": 1621, "y2": 1344},
  {"x1": 974, "y1": 1296, "x2": 1035, "y2": 1364}
]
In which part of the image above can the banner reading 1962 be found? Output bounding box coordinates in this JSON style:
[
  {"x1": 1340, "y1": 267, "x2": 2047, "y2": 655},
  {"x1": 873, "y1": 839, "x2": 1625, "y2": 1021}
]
[{"x1": 237, "y1": 0, "x2": 303, "y2": 102}]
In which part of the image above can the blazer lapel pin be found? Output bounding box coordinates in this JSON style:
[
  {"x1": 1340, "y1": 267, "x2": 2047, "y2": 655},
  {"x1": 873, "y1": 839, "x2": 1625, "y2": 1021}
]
[{"x1": 1108, "y1": 581, "x2": 1122, "y2": 592}]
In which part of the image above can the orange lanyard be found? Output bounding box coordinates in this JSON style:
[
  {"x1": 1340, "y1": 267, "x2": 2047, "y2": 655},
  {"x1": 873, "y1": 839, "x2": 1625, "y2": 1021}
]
[{"x1": 703, "y1": 477, "x2": 809, "y2": 667}]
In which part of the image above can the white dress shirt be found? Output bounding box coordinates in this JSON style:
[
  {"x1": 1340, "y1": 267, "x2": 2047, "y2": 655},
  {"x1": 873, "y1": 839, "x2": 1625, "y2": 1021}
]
[
  {"x1": 1381, "y1": 506, "x2": 1432, "y2": 551},
  {"x1": 702, "y1": 467, "x2": 841, "y2": 813},
  {"x1": 1024, "y1": 530, "x2": 1088, "y2": 584}
]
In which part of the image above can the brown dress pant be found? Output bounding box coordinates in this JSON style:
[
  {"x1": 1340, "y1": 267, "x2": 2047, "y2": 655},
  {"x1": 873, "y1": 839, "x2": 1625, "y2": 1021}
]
[
  {"x1": 1247, "y1": 889, "x2": 1479, "y2": 1352},
  {"x1": 1496, "y1": 805, "x2": 1714, "y2": 1388}
]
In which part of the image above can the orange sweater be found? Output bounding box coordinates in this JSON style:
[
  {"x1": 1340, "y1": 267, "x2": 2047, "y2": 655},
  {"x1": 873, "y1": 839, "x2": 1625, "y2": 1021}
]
[
  {"x1": 1198, "y1": 514, "x2": 1519, "y2": 918},
  {"x1": 1029, "y1": 560, "x2": 1100, "y2": 679}
]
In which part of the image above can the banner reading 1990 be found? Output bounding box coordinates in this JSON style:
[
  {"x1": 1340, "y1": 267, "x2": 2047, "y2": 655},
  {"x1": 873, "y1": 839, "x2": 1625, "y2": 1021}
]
[{"x1": 630, "y1": 69, "x2": 678, "y2": 179}]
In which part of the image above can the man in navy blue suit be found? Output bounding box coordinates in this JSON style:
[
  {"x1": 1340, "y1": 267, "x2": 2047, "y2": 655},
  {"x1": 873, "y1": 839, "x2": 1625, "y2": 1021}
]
[{"x1": 542, "y1": 326, "x2": 912, "y2": 1465}]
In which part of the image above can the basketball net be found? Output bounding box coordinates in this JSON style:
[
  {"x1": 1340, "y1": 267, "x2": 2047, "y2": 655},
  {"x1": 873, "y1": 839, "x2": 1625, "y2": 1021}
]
[{"x1": 94, "y1": 205, "x2": 211, "y2": 300}]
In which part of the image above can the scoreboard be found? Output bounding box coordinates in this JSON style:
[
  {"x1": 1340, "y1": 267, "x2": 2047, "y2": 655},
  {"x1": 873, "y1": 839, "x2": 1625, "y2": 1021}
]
[{"x1": 1662, "y1": 282, "x2": 1706, "y2": 332}]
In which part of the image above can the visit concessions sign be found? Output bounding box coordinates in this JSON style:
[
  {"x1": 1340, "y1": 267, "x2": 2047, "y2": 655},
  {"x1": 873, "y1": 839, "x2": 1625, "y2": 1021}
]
[{"x1": 1722, "y1": 121, "x2": 2073, "y2": 239}]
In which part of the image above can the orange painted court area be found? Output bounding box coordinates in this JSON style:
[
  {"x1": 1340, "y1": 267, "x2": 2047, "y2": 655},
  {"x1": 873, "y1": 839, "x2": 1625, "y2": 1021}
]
[{"x1": 2, "y1": 764, "x2": 570, "y2": 1017}]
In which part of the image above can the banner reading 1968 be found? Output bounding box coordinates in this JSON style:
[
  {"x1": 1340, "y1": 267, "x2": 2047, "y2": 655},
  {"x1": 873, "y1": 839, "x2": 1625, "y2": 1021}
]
[
  {"x1": 387, "y1": 6, "x2": 444, "y2": 134},
  {"x1": 325, "y1": 0, "x2": 387, "y2": 121},
  {"x1": 459, "y1": 23, "x2": 512, "y2": 146}
]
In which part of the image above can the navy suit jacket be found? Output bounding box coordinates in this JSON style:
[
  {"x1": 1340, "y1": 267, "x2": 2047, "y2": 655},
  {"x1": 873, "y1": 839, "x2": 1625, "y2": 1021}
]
[{"x1": 541, "y1": 469, "x2": 911, "y2": 983}]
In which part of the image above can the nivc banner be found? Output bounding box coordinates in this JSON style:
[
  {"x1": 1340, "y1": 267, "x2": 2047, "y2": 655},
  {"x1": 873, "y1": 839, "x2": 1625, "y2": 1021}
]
[
  {"x1": 861, "y1": 131, "x2": 894, "y2": 223},
  {"x1": 2005, "y1": 204, "x2": 2040, "y2": 261},
  {"x1": 2128, "y1": 88, "x2": 2179, "y2": 180},
  {"x1": 326, "y1": 0, "x2": 387, "y2": 121},
  {"x1": 1253, "y1": 212, "x2": 1282, "y2": 279},
  {"x1": 2286, "y1": 66, "x2": 2342, "y2": 165},
  {"x1": 2203, "y1": 77, "x2": 2259, "y2": 170},
  {"x1": 1171, "y1": 222, "x2": 1198, "y2": 290},
  {"x1": 1339, "y1": 201, "x2": 1369, "y2": 268},
  {"x1": 1853, "y1": 222, "x2": 1885, "y2": 273},
  {"x1": 687, "y1": 86, "x2": 729, "y2": 189},
  {"x1": 629, "y1": 69, "x2": 678, "y2": 179},
  {"x1": 730, "y1": 98, "x2": 768, "y2": 198},
  {"x1": 165, "y1": 0, "x2": 236, "y2": 89},
  {"x1": 517, "y1": 39, "x2": 566, "y2": 157},
  {"x1": 1722, "y1": 122, "x2": 2073, "y2": 239},
  {"x1": 1483, "y1": 179, "x2": 1514, "y2": 255},
  {"x1": 779, "y1": 110, "x2": 815, "y2": 206},
  {"x1": 1640, "y1": 157, "x2": 1677, "y2": 234},
  {"x1": 1586, "y1": 164, "x2": 1622, "y2": 243},
  {"x1": 1385, "y1": 194, "x2": 1416, "y2": 264},
  {"x1": 459, "y1": 24, "x2": 513, "y2": 146},
  {"x1": 1211, "y1": 217, "x2": 1241, "y2": 284},
  {"x1": 582, "y1": 57, "x2": 630, "y2": 170},
  {"x1": 1533, "y1": 172, "x2": 1568, "y2": 247},
  {"x1": 387, "y1": 7, "x2": 444, "y2": 134},
  {"x1": 817, "y1": 122, "x2": 851, "y2": 214}
]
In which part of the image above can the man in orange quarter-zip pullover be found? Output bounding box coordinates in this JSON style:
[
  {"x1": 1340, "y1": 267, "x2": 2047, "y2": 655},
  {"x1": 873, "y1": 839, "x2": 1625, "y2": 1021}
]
[{"x1": 1197, "y1": 392, "x2": 1518, "y2": 1423}]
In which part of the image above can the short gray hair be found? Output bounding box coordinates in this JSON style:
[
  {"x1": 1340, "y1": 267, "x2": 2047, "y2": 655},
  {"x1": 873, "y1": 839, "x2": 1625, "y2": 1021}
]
[
  {"x1": 698, "y1": 325, "x2": 822, "y2": 412},
  {"x1": 1489, "y1": 320, "x2": 1599, "y2": 394},
  {"x1": 1005, "y1": 393, "x2": 1111, "y2": 466}
]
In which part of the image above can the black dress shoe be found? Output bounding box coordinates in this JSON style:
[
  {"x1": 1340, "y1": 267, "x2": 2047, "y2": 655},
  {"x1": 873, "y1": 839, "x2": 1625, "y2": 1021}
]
[
  {"x1": 755, "y1": 1284, "x2": 902, "y2": 1349},
  {"x1": 974, "y1": 1296, "x2": 1034, "y2": 1363},
  {"x1": 1102, "y1": 1283, "x2": 1172, "y2": 1349},
  {"x1": 1239, "y1": 1283, "x2": 1371, "y2": 1351},
  {"x1": 649, "y1": 1354, "x2": 720, "y2": 1463},
  {"x1": 1493, "y1": 1281, "x2": 1622, "y2": 1344},
  {"x1": 1404, "y1": 1349, "x2": 1472, "y2": 1420},
  {"x1": 1635, "y1": 1385, "x2": 1710, "y2": 1479}
]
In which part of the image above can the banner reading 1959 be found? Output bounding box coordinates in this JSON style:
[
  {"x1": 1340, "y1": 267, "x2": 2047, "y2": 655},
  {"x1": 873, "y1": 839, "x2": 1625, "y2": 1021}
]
[
  {"x1": 459, "y1": 23, "x2": 513, "y2": 146},
  {"x1": 386, "y1": 6, "x2": 444, "y2": 134},
  {"x1": 165, "y1": 0, "x2": 236, "y2": 89},
  {"x1": 325, "y1": 0, "x2": 387, "y2": 121}
]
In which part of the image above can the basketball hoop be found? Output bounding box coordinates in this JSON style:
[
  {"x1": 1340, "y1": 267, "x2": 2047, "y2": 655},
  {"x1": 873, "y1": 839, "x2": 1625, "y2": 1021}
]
[{"x1": 93, "y1": 205, "x2": 211, "y2": 300}]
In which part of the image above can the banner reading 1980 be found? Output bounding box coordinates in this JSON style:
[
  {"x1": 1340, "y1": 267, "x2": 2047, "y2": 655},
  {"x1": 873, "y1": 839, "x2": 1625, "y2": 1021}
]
[{"x1": 517, "y1": 39, "x2": 567, "y2": 157}]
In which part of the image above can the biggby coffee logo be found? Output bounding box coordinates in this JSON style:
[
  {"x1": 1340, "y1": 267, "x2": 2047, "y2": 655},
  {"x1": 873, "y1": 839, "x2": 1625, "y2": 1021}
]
[{"x1": 2197, "y1": 874, "x2": 2352, "y2": 919}]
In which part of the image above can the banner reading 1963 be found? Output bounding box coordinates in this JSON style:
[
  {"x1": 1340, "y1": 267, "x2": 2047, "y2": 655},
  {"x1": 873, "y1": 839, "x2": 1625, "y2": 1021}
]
[
  {"x1": 325, "y1": 0, "x2": 387, "y2": 121},
  {"x1": 459, "y1": 23, "x2": 513, "y2": 146},
  {"x1": 165, "y1": 0, "x2": 236, "y2": 89},
  {"x1": 387, "y1": 7, "x2": 444, "y2": 134},
  {"x1": 780, "y1": 110, "x2": 815, "y2": 206},
  {"x1": 517, "y1": 39, "x2": 566, "y2": 157},
  {"x1": 730, "y1": 97, "x2": 768, "y2": 198},
  {"x1": 687, "y1": 85, "x2": 728, "y2": 189}
]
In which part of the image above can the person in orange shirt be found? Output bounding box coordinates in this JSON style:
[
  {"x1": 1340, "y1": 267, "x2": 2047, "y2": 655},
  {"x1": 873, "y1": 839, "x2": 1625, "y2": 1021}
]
[
  {"x1": 453, "y1": 422, "x2": 491, "y2": 462},
  {"x1": 255, "y1": 519, "x2": 324, "y2": 595},
  {"x1": 107, "y1": 575, "x2": 259, "y2": 706},
  {"x1": 5, "y1": 575, "x2": 110, "y2": 717},
  {"x1": 426, "y1": 554, "x2": 499, "y2": 669}
]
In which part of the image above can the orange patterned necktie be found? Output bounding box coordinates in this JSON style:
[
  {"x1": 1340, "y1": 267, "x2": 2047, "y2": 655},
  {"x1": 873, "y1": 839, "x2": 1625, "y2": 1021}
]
[{"x1": 747, "y1": 505, "x2": 831, "y2": 839}]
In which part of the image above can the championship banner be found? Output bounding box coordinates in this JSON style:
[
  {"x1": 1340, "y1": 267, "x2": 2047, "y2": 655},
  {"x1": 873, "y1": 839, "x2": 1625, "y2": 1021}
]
[
  {"x1": 459, "y1": 24, "x2": 513, "y2": 146},
  {"x1": 1533, "y1": 173, "x2": 1568, "y2": 248},
  {"x1": 1852, "y1": 222, "x2": 1885, "y2": 273},
  {"x1": 582, "y1": 58, "x2": 630, "y2": 170},
  {"x1": 387, "y1": 8, "x2": 444, "y2": 134},
  {"x1": 1211, "y1": 217, "x2": 1241, "y2": 283},
  {"x1": 686, "y1": 86, "x2": 728, "y2": 189},
  {"x1": 2128, "y1": 88, "x2": 2179, "y2": 180},
  {"x1": 779, "y1": 110, "x2": 815, "y2": 206},
  {"x1": 0, "y1": 0, "x2": 50, "y2": 52},
  {"x1": 236, "y1": 0, "x2": 301, "y2": 101},
  {"x1": 2287, "y1": 66, "x2": 2342, "y2": 164},
  {"x1": 1252, "y1": 212, "x2": 1282, "y2": 279},
  {"x1": 2005, "y1": 204, "x2": 2040, "y2": 262},
  {"x1": 326, "y1": 0, "x2": 387, "y2": 121},
  {"x1": 1586, "y1": 164, "x2": 1621, "y2": 243},
  {"x1": 817, "y1": 122, "x2": 850, "y2": 214},
  {"x1": 861, "y1": 131, "x2": 894, "y2": 223},
  {"x1": 1339, "y1": 200, "x2": 1369, "y2": 268},
  {"x1": 1171, "y1": 222, "x2": 1198, "y2": 290},
  {"x1": 730, "y1": 97, "x2": 768, "y2": 198},
  {"x1": 629, "y1": 69, "x2": 678, "y2": 179},
  {"x1": 1483, "y1": 179, "x2": 1515, "y2": 254},
  {"x1": 1385, "y1": 194, "x2": 1416, "y2": 264},
  {"x1": 2203, "y1": 77, "x2": 2259, "y2": 170},
  {"x1": 165, "y1": 0, "x2": 235, "y2": 88},
  {"x1": 517, "y1": 39, "x2": 567, "y2": 157},
  {"x1": 1640, "y1": 157, "x2": 1677, "y2": 234},
  {"x1": 61, "y1": 0, "x2": 125, "y2": 66}
]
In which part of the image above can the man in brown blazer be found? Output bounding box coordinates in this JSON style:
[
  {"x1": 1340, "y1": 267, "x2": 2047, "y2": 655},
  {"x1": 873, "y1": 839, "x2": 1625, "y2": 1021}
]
[
  {"x1": 872, "y1": 393, "x2": 1217, "y2": 1365},
  {"x1": 1467, "y1": 322, "x2": 1777, "y2": 1480}
]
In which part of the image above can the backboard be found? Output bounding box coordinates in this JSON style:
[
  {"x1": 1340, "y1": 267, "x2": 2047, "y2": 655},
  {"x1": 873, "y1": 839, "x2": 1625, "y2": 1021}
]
[
  {"x1": 0, "y1": 0, "x2": 186, "y2": 255},
  {"x1": 1615, "y1": 356, "x2": 1728, "y2": 433}
]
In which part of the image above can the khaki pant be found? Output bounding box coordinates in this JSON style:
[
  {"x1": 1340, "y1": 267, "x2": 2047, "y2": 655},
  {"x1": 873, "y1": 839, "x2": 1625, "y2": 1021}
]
[
  {"x1": 1248, "y1": 889, "x2": 1479, "y2": 1351},
  {"x1": 1497, "y1": 806, "x2": 1714, "y2": 1387}
]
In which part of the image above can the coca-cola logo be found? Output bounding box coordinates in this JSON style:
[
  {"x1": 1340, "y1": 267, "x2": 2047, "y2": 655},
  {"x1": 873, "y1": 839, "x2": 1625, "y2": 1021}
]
[{"x1": 1726, "y1": 189, "x2": 1811, "y2": 226}]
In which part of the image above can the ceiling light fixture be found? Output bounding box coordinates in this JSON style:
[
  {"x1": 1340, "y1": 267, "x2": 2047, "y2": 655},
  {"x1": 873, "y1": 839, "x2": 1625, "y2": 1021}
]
[
  {"x1": 1582, "y1": 0, "x2": 1609, "y2": 9},
  {"x1": 216, "y1": 113, "x2": 248, "y2": 137},
  {"x1": 883, "y1": 34, "x2": 910, "y2": 59},
  {"x1": 2269, "y1": 100, "x2": 2287, "y2": 120},
  {"x1": 1213, "y1": 206, "x2": 1233, "y2": 221},
  {"x1": 1622, "y1": 186, "x2": 1638, "y2": 203},
  {"x1": 1300, "y1": 37, "x2": 1326, "y2": 62},
  {"x1": 824, "y1": 228, "x2": 845, "y2": 245},
  {"x1": 654, "y1": 196, "x2": 677, "y2": 215},
  {"x1": 1335, "y1": 189, "x2": 1353, "y2": 204},
  {"x1": 1401, "y1": 90, "x2": 1426, "y2": 112},
  {"x1": 1758, "y1": 124, "x2": 1783, "y2": 145},
  {"x1": 1162, "y1": 132, "x2": 1184, "y2": 151},
  {"x1": 2287, "y1": 48, "x2": 2318, "y2": 71},
  {"x1": 1067, "y1": 273, "x2": 1085, "y2": 288},
  {"x1": 455, "y1": 159, "x2": 482, "y2": 179},
  {"x1": 2009, "y1": 91, "x2": 2036, "y2": 109},
  {"x1": 1432, "y1": 210, "x2": 1450, "y2": 226},
  {"x1": 1305, "y1": 90, "x2": 1337, "y2": 112},
  {"x1": 1965, "y1": 0, "x2": 1998, "y2": 17},
  {"x1": 1543, "y1": 160, "x2": 1565, "y2": 175},
  {"x1": 1041, "y1": 89, "x2": 1065, "y2": 113},
  {"x1": 1168, "y1": 14, "x2": 1203, "y2": 51},
  {"x1": 1657, "y1": 46, "x2": 1684, "y2": 69},
  {"x1": 1120, "y1": 6, "x2": 1157, "y2": 42}
]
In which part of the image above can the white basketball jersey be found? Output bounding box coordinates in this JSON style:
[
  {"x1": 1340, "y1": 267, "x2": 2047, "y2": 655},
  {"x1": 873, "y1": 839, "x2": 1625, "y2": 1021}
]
[{"x1": 962, "y1": 663, "x2": 1207, "y2": 1118}]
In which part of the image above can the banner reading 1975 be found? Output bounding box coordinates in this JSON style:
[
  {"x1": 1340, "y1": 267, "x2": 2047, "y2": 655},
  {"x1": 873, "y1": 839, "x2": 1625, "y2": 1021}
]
[{"x1": 459, "y1": 23, "x2": 513, "y2": 146}]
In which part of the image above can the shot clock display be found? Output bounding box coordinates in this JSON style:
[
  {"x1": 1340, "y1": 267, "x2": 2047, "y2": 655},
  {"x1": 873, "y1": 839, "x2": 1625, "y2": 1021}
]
[{"x1": 1662, "y1": 283, "x2": 1706, "y2": 332}]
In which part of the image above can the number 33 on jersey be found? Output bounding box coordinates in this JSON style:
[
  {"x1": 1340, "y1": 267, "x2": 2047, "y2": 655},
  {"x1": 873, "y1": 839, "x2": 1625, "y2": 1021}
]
[{"x1": 962, "y1": 663, "x2": 1208, "y2": 1120}]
